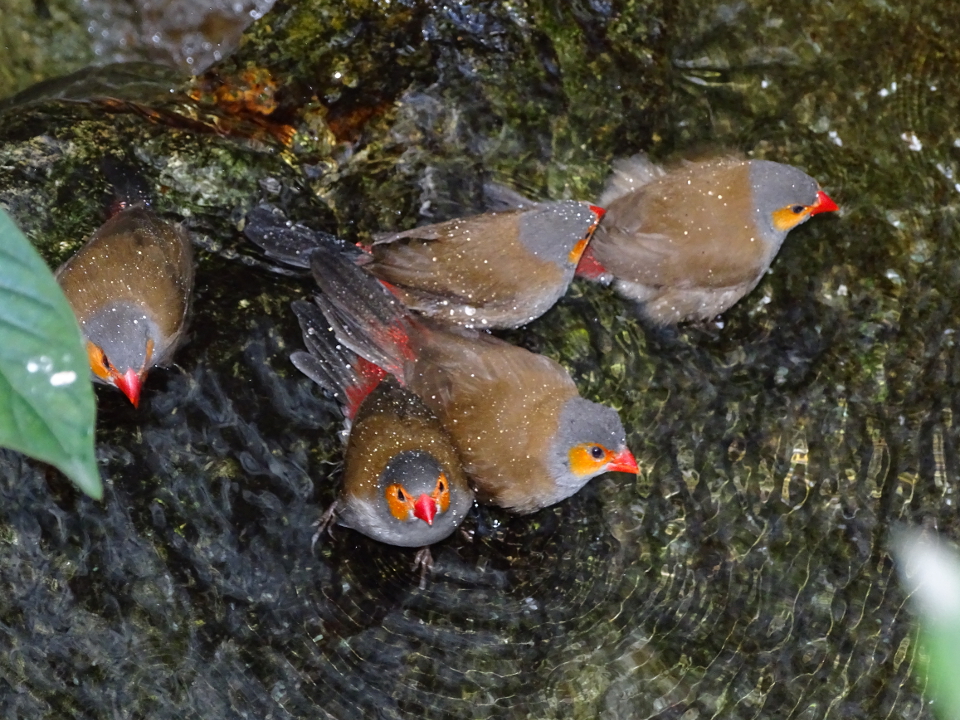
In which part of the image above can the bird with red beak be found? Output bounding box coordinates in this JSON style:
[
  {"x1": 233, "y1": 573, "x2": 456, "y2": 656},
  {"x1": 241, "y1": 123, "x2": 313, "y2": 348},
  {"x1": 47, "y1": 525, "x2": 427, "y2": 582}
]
[
  {"x1": 291, "y1": 300, "x2": 473, "y2": 564},
  {"x1": 243, "y1": 196, "x2": 604, "y2": 331},
  {"x1": 304, "y1": 244, "x2": 640, "y2": 515},
  {"x1": 576, "y1": 155, "x2": 839, "y2": 325},
  {"x1": 362, "y1": 195, "x2": 605, "y2": 329},
  {"x1": 55, "y1": 205, "x2": 194, "y2": 407}
]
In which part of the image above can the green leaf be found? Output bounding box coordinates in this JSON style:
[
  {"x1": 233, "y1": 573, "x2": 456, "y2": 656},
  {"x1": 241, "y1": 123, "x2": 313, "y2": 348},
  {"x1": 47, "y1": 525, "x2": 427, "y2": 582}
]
[
  {"x1": 893, "y1": 530, "x2": 960, "y2": 720},
  {"x1": 0, "y1": 207, "x2": 101, "y2": 499},
  {"x1": 920, "y1": 623, "x2": 960, "y2": 719}
]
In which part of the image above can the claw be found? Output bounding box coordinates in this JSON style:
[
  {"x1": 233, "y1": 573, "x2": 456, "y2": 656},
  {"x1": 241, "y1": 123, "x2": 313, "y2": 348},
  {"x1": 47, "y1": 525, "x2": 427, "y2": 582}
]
[
  {"x1": 413, "y1": 546, "x2": 434, "y2": 589},
  {"x1": 311, "y1": 500, "x2": 339, "y2": 551}
]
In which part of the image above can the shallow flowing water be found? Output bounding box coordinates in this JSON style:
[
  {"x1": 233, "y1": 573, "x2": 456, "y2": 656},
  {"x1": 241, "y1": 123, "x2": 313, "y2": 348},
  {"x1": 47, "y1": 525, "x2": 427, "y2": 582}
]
[{"x1": 0, "y1": 1, "x2": 957, "y2": 718}]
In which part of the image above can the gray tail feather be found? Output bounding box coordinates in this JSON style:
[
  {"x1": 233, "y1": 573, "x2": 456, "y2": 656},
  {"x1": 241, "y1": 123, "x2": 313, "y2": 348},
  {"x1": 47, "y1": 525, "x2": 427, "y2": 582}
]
[
  {"x1": 308, "y1": 244, "x2": 414, "y2": 383},
  {"x1": 290, "y1": 300, "x2": 360, "y2": 399},
  {"x1": 597, "y1": 154, "x2": 665, "y2": 207},
  {"x1": 245, "y1": 204, "x2": 358, "y2": 268},
  {"x1": 482, "y1": 181, "x2": 541, "y2": 212}
]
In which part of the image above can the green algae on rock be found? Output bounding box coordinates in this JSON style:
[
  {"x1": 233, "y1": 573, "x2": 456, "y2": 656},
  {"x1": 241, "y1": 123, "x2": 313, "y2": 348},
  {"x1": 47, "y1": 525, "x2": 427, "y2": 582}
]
[{"x1": 1, "y1": 0, "x2": 960, "y2": 718}]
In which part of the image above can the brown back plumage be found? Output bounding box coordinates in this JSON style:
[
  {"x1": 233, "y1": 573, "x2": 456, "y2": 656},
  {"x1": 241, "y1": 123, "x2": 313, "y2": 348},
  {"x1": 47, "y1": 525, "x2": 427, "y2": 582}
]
[
  {"x1": 308, "y1": 243, "x2": 635, "y2": 515},
  {"x1": 56, "y1": 206, "x2": 194, "y2": 365},
  {"x1": 592, "y1": 159, "x2": 764, "y2": 291},
  {"x1": 406, "y1": 325, "x2": 579, "y2": 513}
]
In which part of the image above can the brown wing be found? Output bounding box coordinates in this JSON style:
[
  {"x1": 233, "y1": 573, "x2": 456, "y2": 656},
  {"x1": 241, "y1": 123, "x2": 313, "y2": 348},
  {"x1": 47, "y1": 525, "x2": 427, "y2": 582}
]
[
  {"x1": 56, "y1": 207, "x2": 195, "y2": 359},
  {"x1": 592, "y1": 160, "x2": 767, "y2": 290},
  {"x1": 407, "y1": 325, "x2": 578, "y2": 513},
  {"x1": 368, "y1": 211, "x2": 559, "y2": 309}
]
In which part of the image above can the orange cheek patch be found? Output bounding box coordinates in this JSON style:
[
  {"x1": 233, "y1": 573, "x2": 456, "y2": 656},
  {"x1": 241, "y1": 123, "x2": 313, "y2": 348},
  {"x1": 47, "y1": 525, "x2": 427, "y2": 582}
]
[
  {"x1": 568, "y1": 444, "x2": 609, "y2": 478},
  {"x1": 385, "y1": 484, "x2": 414, "y2": 521},
  {"x1": 144, "y1": 338, "x2": 155, "y2": 369},
  {"x1": 86, "y1": 342, "x2": 112, "y2": 381},
  {"x1": 771, "y1": 206, "x2": 810, "y2": 233},
  {"x1": 568, "y1": 238, "x2": 590, "y2": 264},
  {"x1": 433, "y1": 474, "x2": 450, "y2": 514}
]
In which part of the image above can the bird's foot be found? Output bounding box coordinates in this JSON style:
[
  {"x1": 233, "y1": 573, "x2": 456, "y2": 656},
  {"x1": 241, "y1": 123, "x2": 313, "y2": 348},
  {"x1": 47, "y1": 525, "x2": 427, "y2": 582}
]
[
  {"x1": 311, "y1": 501, "x2": 339, "y2": 551},
  {"x1": 413, "y1": 547, "x2": 434, "y2": 590}
]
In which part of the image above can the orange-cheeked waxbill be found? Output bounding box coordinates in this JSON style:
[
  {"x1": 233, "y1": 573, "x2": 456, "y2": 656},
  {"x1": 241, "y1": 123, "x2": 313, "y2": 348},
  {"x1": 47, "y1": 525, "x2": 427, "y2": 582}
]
[
  {"x1": 359, "y1": 195, "x2": 605, "y2": 329},
  {"x1": 55, "y1": 205, "x2": 195, "y2": 406},
  {"x1": 290, "y1": 300, "x2": 473, "y2": 552},
  {"x1": 305, "y1": 244, "x2": 640, "y2": 515},
  {"x1": 576, "y1": 155, "x2": 839, "y2": 325}
]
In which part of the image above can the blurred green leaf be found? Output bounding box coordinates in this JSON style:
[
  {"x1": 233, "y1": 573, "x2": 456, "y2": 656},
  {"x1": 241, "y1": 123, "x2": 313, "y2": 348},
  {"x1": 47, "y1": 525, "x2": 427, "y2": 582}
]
[
  {"x1": 0, "y1": 206, "x2": 101, "y2": 499},
  {"x1": 920, "y1": 624, "x2": 960, "y2": 719},
  {"x1": 894, "y1": 530, "x2": 960, "y2": 720}
]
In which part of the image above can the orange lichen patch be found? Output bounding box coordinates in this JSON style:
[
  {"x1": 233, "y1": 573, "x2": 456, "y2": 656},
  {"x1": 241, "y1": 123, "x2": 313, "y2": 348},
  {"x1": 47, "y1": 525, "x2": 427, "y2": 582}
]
[
  {"x1": 189, "y1": 66, "x2": 280, "y2": 117},
  {"x1": 326, "y1": 100, "x2": 394, "y2": 143}
]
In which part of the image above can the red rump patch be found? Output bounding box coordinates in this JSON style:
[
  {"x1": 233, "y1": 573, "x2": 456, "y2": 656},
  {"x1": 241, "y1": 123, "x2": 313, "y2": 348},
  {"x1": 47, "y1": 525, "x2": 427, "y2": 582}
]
[
  {"x1": 386, "y1": 323, "x2": 417, "y2": 362},
  {"x1": 343, "y1": 356, "x2": 387, "y2": 420},
  {"x1": 369, "y1": 320, "x2": 418, "y2": 384},
  {"x1": 366, "y1": 282, "x2": 419, "y2": 382},
  {"x1": 575, "y1": 246, "x2": 609, "y2": 280},
  {"x1": 378, "y1": 278, "x2": 403, "y2": 298}
]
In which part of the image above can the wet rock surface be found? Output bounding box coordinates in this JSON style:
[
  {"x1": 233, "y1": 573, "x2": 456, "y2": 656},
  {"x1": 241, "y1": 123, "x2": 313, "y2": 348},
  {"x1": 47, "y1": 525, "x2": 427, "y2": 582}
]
[{"x1": 0, "y1": 0, "x2": 957, "y2": 717}]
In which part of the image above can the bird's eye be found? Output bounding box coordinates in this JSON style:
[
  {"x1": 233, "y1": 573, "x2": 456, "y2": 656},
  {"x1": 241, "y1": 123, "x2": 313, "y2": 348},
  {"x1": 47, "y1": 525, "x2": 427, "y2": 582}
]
[
  {"x1": 86, "y1": 341, "x2": 113, "y2": 380},
  {"x1": 568, "y1": 443, "x2": 613, "y2": 478},
  {"x1": 385, "y1": 482, "x2": 415, "y2": 521},
  {"x1": 771, "y1": 204, "x2": 813, "y2": 232},
  {"x1": 432, "y1": 473, "x2": 451, "y2": 513}
]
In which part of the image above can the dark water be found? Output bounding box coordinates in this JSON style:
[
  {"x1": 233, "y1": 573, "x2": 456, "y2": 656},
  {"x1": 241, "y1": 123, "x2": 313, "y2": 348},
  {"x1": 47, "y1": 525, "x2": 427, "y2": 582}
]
[{"x1": 0, "y1": 0, "x2": 958, "y2": 718}]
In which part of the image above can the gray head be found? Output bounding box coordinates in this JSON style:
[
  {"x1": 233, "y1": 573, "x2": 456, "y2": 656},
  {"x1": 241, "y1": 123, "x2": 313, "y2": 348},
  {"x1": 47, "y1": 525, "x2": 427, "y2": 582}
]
[
  {"x1": 339, "y1": 450, "x2": 473, "y2": 547},
  {"x1": 517, "y1": 201, "x2": 601, "y2": 269},
  {"x1": 546, "y1": 396, "x2": 639, "y2": 504},
  {"x1": 749, "y1": 160, "x2": 837, "y2": 244},
  {"x1": 83, "y1": 300, "x2": 162, "y2": 406}
]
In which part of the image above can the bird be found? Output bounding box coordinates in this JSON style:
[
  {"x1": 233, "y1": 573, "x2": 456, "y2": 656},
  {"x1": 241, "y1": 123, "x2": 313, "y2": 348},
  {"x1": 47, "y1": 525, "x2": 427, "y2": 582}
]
[
  {"x1": 55, "y1": 205, "x2": 195, "y2": 407},
  {"x1": 576, "y1": 154, "x2": 839, "y2": 325},
  {"x1": 360, "y1": 189, "x2": 605, "y2": 329},
  {"x1": 290, "y1": 299, "x2": 474, "y2": 567},
  {"x1": 304, "y1": 243, "x2": 640, "y2": 515}
]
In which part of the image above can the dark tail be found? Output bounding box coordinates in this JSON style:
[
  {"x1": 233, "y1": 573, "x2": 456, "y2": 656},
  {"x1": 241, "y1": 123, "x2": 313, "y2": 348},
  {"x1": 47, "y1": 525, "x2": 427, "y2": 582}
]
[
  {"x1": 245, "y1": 204, "x2": 356, "y2": 269},
  {"x1": 291, "y1": 300, "x2": 386, "y2": 421},
  {"x1": 482, "y1": 181, "x2": 540, "y2": 212},
  {"x1": 307, "y1": 244, "x2": 417, "y2": 384},
  {"x1": 101, "y1": 156, "x2": 153, "y2": 217}
]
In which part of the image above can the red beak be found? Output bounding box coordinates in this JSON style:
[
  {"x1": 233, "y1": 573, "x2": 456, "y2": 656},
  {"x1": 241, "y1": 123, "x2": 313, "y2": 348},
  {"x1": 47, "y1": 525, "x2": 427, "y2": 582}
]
[
  {"x1": 413, "y1": 494, "x2": 437, "y2": 525},
  {"x1": 114, "y1": 368, "x2": 143, "y2": 408},
  {"x1": 606, "y1": 447, "x2": 640, "y2": 475},
  {"x1": 588, "y1": 204, "x2": 606, "y2": 219},
  {"x1": 810, "y1": 190, "x2": 839, "y2": 216}
]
